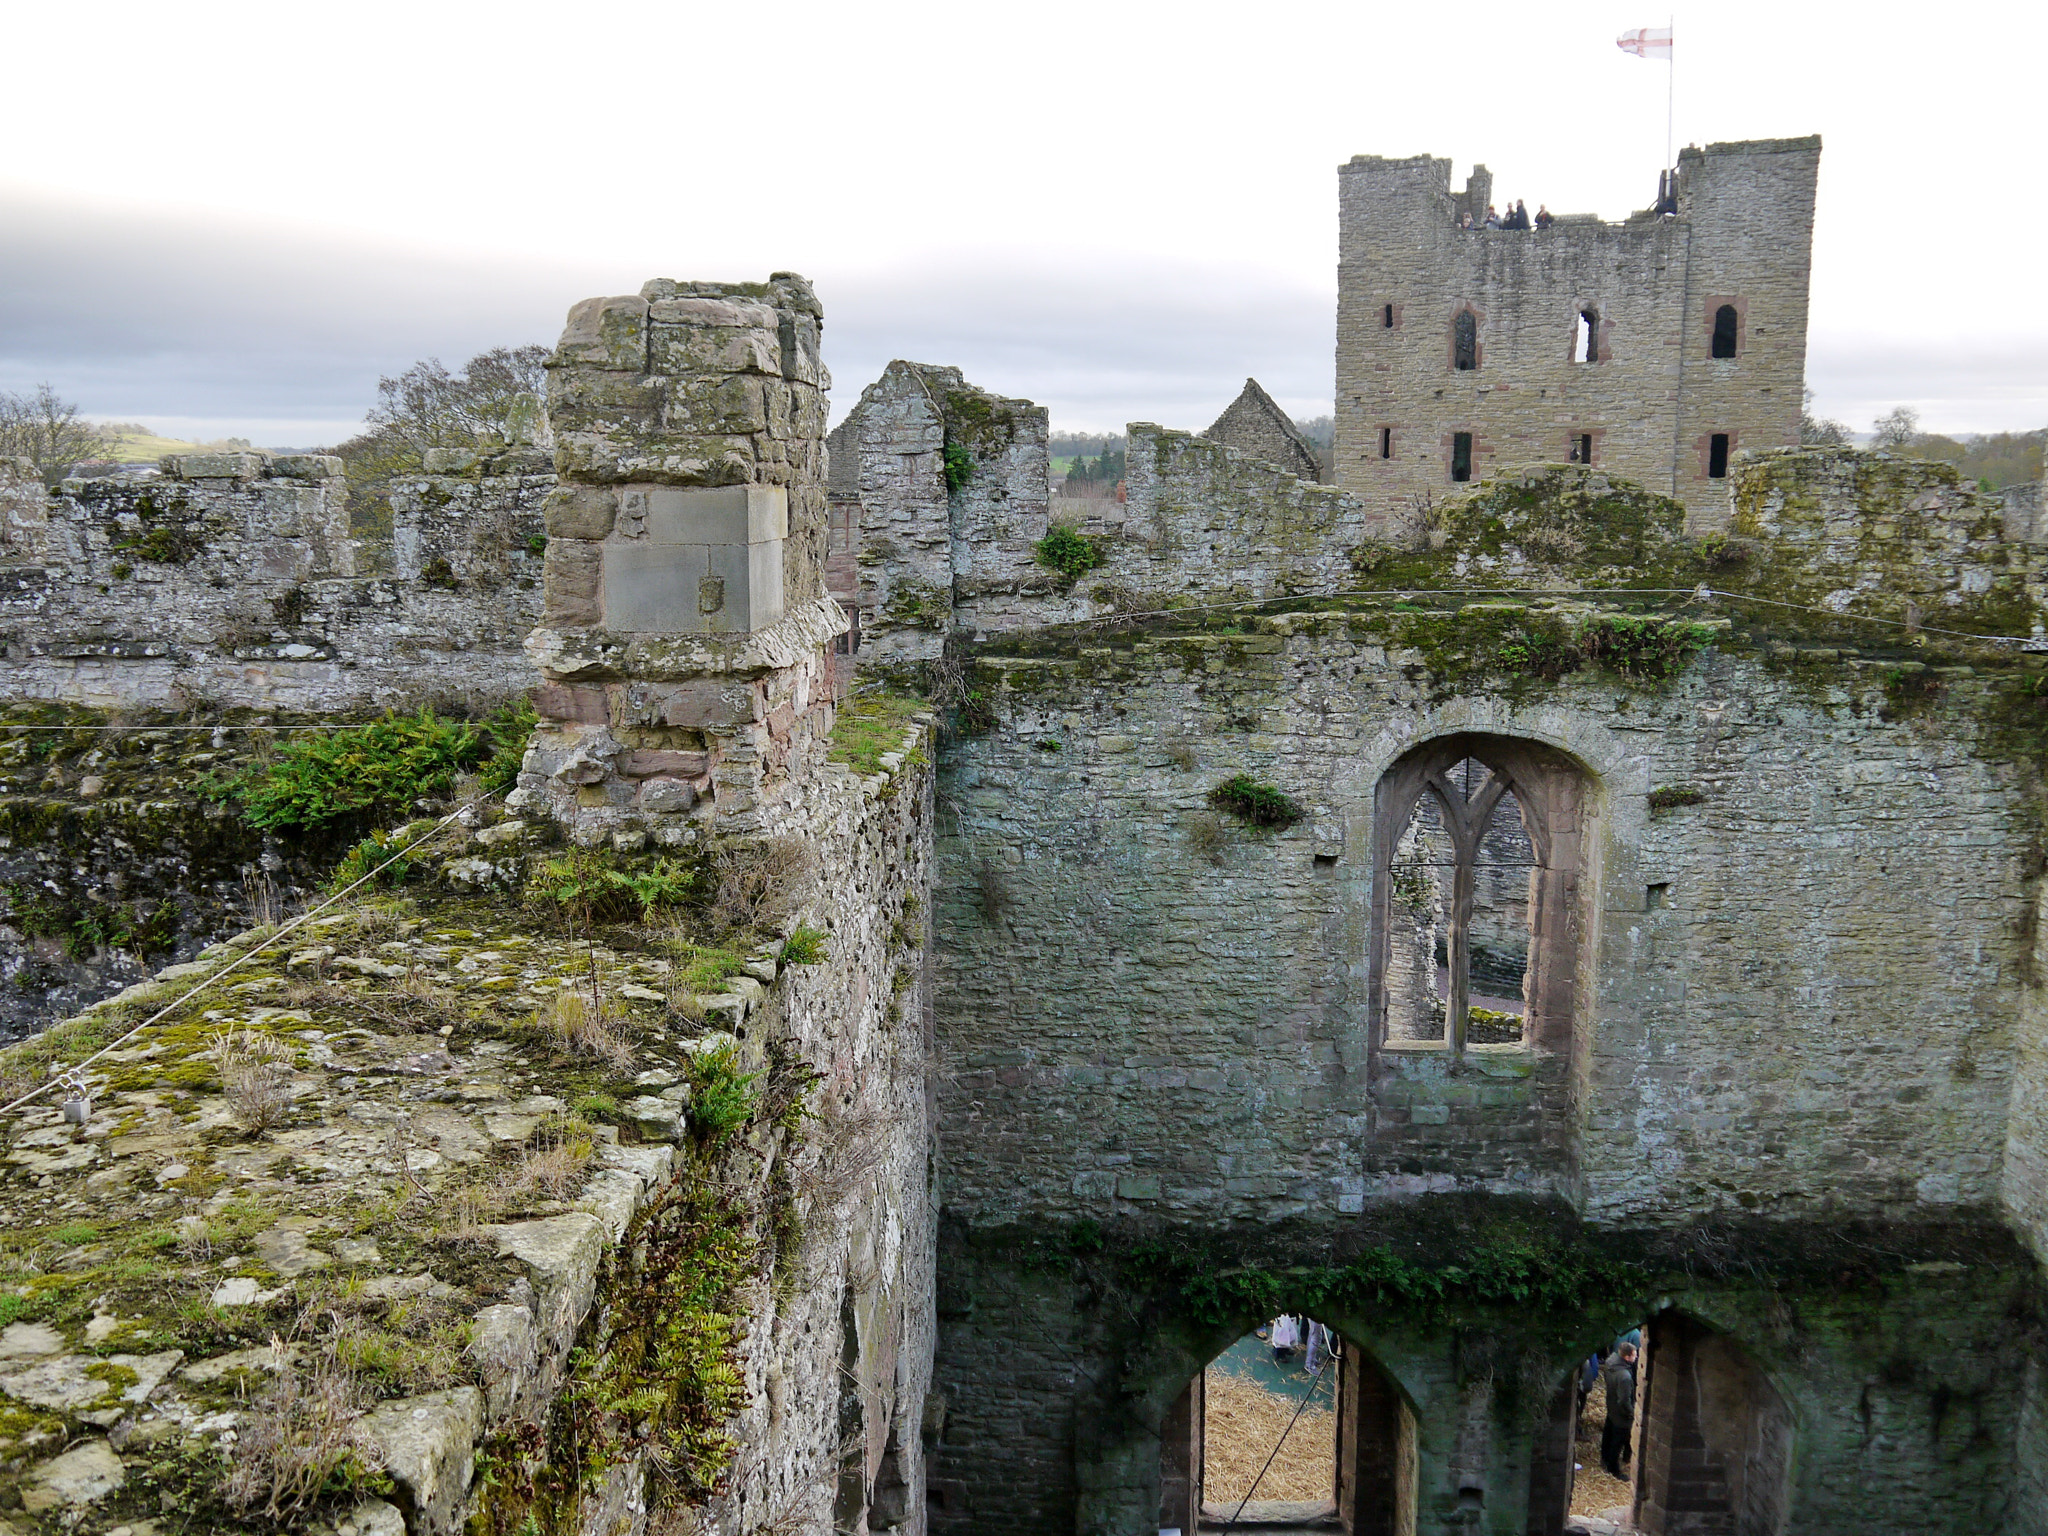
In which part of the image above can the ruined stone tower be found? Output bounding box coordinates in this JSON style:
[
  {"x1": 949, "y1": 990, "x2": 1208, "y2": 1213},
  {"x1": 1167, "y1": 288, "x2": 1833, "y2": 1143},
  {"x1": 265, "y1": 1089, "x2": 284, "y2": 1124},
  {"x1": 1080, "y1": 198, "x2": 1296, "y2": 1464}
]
[{"x1": 1334, "y1": 137, "x2": 1820, "y2": 529}]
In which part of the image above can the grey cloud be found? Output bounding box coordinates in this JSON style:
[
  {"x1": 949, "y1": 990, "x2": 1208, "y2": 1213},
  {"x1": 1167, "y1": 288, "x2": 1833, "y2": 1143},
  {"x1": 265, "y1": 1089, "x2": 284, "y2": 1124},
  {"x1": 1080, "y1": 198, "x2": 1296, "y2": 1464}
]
[{"x1": 0, "y1": 191, "x2": 1336, "y2": 443}]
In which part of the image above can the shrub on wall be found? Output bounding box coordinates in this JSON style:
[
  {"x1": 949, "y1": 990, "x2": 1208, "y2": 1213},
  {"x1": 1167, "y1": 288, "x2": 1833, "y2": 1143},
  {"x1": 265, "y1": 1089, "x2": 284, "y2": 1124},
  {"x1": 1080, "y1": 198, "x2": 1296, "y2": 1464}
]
[
  {"x1": 1207, "y1": 774, "x2": 1304, "y2": 829},
  {"x1": 235, "y1": 702, "x2": 533, "y2": 835},
  {"x1": 1033, "y1": 523, "x2": 1108, "y2": 583}
]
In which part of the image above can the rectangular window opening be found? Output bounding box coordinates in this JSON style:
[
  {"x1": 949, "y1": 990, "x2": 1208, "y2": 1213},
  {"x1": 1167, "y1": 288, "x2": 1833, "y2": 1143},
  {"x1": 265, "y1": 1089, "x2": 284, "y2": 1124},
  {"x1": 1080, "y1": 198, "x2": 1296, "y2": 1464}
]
[
  {"x1": 1451, "y1": 432, "x2": 1473, "y2": 483},
  {"x1": 1708, "y1": 433, "x2": 1730, "y2": 479},
  {"x1": 1383, "y1": 303, "x2": 1395, "y2": 329},
  {"x1": 1379, "y1": 426, "x2": 1393, "y2": 460},
  {"x1": 1573, "y1": 309, "x2": 1598, "y2": 364},
  {"x1": 1646, "y1": 882, "x2": 1670, "y2": 911}
]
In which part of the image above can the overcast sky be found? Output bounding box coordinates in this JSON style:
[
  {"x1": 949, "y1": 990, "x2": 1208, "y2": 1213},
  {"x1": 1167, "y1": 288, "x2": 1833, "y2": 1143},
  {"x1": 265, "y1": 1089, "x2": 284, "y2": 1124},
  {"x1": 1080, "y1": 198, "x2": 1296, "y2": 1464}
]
[{"x1": 2, "y1": 0, "x2": 2041, "y2": 446}]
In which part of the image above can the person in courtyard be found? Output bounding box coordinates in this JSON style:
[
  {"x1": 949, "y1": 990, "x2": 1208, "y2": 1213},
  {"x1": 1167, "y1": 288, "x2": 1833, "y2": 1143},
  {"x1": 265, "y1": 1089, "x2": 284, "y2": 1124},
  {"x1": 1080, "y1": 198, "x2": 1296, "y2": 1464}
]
[{"x1": 1600, "y1": 1342, "x2": 1638, "y2": 1479}]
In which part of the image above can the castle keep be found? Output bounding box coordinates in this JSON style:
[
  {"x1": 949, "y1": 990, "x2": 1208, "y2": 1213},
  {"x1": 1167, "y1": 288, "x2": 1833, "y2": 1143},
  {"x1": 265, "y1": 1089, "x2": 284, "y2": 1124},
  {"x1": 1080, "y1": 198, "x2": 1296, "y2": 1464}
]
[
  {"x1": 1335, "y1": 138, "x2": 1820, "y2": 529},
  {"x1": 3, "y1": 135, "x2": 2048, "y2": 1536}
]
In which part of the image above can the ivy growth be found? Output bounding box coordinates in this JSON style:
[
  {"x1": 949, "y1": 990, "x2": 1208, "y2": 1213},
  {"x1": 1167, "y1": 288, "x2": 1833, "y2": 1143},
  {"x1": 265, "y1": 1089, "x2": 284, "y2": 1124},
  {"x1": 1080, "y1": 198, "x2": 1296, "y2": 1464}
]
[{"x1": 941, "y1": 441, "x2": 975, "y2": 496}]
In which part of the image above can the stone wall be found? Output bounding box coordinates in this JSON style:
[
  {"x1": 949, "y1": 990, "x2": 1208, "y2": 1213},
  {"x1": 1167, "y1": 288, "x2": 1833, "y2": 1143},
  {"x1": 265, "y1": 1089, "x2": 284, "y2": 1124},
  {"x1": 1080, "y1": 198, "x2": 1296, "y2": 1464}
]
[
  {"x1": 0, "y1": 712, "x2": 937, "y2": 1536},
  {"x1": 931, "y1": 630, "x2": 2030, "y2": 1228},
  {"x1": 1201, "y1": 377, "x2": 1323, "y2": 484},
  {"x1": 904, "y1": 447, "x2": 2048, "y2": 1533},
  {"x1": 0, "y1": 451, "x2": 546, "y2": 714},
  {"x1": 928, "y1": 1215, "x2": 2032, "y2": 1536},
  {"x1": 1333, "y1": 138, "x2": 1820, "y2": 532},
  {"x1": 827, "y1": 367, "x2": 1395, "y2": 674}
]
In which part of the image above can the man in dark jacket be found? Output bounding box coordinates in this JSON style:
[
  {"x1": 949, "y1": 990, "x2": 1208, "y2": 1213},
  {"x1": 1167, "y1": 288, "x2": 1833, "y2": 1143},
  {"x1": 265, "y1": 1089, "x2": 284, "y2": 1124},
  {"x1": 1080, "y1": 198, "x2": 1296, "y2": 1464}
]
[{"x1": 1600, "y1": 1343, "x2": 1638, "y2": 1479}]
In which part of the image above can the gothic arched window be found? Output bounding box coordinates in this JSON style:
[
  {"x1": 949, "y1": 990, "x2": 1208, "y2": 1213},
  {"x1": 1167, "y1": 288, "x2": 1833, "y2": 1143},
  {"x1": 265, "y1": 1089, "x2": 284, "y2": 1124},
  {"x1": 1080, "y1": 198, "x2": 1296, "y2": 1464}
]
[{"x1": 1371, "y1": 735, "x2": 1589, "y2": 1054}]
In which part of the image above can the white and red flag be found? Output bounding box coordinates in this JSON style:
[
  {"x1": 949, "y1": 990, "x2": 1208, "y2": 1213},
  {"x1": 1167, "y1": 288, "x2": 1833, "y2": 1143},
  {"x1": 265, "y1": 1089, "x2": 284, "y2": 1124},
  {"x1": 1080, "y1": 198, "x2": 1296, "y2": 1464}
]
[{"x1": 1616, "y1": 25, "x2": 1673, "y2": 58}]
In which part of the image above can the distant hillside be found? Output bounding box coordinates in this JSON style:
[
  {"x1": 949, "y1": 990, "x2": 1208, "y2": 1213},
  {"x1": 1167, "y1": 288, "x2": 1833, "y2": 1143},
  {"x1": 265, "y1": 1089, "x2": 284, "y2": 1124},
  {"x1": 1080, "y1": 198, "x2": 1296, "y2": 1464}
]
[{"x1": 93, "y1": 423, "x2": 258, "y2": 462}]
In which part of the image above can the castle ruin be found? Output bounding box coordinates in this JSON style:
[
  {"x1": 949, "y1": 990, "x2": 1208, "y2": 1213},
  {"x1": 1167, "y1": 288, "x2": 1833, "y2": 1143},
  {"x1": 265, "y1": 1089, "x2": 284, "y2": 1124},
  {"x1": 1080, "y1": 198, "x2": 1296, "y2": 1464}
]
[
  {"x1": 2, "y1": 135, "x2": 2047, "y2": 1536},
  {"x1": 1335, "y1": 139, "x2": 1820, "y2": 530}
]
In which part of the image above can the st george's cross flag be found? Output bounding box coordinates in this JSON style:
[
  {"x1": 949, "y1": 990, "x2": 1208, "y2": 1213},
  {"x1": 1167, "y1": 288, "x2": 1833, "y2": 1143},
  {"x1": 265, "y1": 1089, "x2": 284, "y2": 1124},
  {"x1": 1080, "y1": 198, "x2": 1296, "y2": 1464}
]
[{"x1": 1617, "y1": 26, "x2": 1673, "y2": 58}]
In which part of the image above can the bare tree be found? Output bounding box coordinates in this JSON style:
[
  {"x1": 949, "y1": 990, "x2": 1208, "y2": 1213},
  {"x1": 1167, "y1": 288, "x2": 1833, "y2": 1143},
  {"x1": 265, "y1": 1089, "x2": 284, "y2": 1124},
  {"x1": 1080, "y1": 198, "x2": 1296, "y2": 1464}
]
[
  {"x1": 362, "y1": 345, "x2": 551, "y2": 458},
  {"x1": 1871, "y1": 406, "x2": 1921, "y2": 452},
  {"x1": 326, "y1": 343, "x2": 550, "y2": 541},
  {"x1": 1798, "y1": 389, "x2": 1850, "y2": 448},
  {"x1": 0, "y1": 384, "x2": 112, "y2": 487}
]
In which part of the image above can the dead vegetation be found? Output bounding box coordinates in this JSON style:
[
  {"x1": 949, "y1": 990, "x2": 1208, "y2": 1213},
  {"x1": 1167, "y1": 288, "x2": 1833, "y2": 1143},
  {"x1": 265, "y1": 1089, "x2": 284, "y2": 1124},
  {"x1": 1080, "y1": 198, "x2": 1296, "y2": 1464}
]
[
  {"x1": 709, "y1": 835, "x2": 817, "y2": 936},
  {"x1": 543, "y1": 984, "x2": 637, "y2": 1069},
  {"x1": 1201, "y1": 1366, "x2": 1337, "y2": 1505},
  {"x1": 221, "y1": 1346, "x2": 383, "y2": 1520},
  {"x1": 212, "y1": 1027, "x2": 295, "y2": 1133}
]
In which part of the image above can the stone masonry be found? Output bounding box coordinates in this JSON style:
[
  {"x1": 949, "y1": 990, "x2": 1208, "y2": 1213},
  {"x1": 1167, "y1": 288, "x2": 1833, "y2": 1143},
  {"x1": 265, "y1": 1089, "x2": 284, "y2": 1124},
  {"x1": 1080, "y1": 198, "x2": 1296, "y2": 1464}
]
[
  {"x1": 0, "y1": 448, "x2": 547, "y2": 713},
  {"x1": 1334, "y1": 138, "x2": 1820, "y2": 531},
  {"x1": 1202, "y1": 377, "x2": 1324, "y2": 484},
  {"x1": 517, "y1": 276, "x2": 850, "y2": 843}
]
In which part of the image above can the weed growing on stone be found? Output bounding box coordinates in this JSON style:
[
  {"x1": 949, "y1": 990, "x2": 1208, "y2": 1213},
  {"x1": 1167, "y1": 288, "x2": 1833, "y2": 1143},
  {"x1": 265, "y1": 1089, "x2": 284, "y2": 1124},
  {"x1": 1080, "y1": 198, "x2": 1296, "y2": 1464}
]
[
  {"x1": 212, "y1": 1027, "x2": 295, "y2": 1133},
  {"x1": 941, "y1": 440, "x2": 974, "y2": 495},
  {"x1": 708, "y1": 836, "x2": 816, "y2": 937},
  {"x1": 236, "y1": 706, "x2": 527, "y2": 836},
  {"x1": 779, "y1": 925, "x2": 828, "y2": 965},
  {"x1": 221, "y1": 1349, "x2": 387, "y2": 1520},
  {"x1": 1576, "y1": 614, "x2": 1718, "y2": 678},
  {"x1": 542, "y1": 987, "x2": 636, "y2": 1070},
  {"x1": 1208, "y1": 774, "x2": 1305, "y2": 829},
  {"x1": 686, "y1": 1040, "x2": 761, "y2": 1144},
  {"x1": 1033, "y1": 522, "x2": 1108, "y2": 584},
  {"x1": 826, "y1": 688, "x2": 929, "y2": 777},
  {"x1": 1647, "y1": 785, "x2": 1707, "y2": 812}
]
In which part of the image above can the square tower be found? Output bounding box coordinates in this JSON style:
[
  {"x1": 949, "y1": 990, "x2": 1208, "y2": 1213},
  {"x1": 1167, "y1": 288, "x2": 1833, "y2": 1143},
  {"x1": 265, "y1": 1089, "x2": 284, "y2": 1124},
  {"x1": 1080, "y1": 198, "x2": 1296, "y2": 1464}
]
[{"x1": 1334, "y1": 137, "x2": 1819, "y2": 531}]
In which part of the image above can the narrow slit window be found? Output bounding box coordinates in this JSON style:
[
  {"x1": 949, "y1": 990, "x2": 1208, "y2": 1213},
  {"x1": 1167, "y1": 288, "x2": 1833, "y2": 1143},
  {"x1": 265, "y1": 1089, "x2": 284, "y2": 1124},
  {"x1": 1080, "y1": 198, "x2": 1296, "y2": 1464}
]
[
  {"x1": 1383, "y1": 303, "x2": 1395, "y2": 329},
  {"x1": 1453, "y1": 310, "x2": 1478, "y2": 371},
  {"x1": 1570, "y1": 433, "x2": 1593, "y2": 465},
  {"x1": 1379, "y1": 426, "x2": 1393, "y2": 459},
  {"x1": 1709, "y1": 433, "x2": 1730, "y2": 478},
  {"x1": 1451, "y1": 432, "x2": 1473, "y2": 483},
  {"x1": 1573, "y1": 309, "x2": 1598, "y2": 363},
  {"x1": 1711, "y1": 304, "x2": 1739, "y2": 359}
]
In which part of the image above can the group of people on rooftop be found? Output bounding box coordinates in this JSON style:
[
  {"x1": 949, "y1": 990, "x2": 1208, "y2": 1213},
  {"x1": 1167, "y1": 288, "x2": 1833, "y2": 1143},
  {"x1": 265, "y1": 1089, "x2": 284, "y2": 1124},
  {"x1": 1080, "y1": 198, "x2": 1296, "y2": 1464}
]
[{"x1": 1462, "y1": 200, "x2": 1552, "y2": 231}]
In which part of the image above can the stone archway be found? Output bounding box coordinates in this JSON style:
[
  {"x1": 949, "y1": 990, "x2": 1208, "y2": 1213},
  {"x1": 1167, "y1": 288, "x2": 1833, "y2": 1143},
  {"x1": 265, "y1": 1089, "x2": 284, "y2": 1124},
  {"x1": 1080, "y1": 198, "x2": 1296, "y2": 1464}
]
[
  {"x1": 1633, "y1": 1313, "x2": 1793, "y2": 1535},
  {"x1": 1156, "y1": 1323, "x2": 1418, "y2": 1536}
]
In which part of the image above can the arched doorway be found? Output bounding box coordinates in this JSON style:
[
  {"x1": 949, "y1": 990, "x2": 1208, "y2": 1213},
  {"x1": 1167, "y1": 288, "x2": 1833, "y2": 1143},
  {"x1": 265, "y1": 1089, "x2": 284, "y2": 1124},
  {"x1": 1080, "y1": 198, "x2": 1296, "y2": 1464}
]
[
  {"x1": 1634, "y1": 1314, "x2": 1792, "y2": 1535},
  {"x1": 1161, "y1": 1320, "x2": 1416, "y2": 1536}
]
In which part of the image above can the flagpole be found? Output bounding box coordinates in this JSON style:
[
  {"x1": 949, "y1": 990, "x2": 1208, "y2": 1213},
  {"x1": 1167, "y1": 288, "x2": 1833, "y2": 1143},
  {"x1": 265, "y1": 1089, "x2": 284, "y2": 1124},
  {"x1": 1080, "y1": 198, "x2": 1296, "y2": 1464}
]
[{"x1": 1666, "y1": 14, "x2": 1675, "y2": 175}]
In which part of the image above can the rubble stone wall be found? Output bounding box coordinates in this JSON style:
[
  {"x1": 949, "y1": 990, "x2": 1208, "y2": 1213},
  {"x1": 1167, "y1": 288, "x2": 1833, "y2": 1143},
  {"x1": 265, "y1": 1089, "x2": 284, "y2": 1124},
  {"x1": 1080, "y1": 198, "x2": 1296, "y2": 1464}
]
[
  {"x1": 0, "y1": 716, "x2": 937, "y2": 1536},
  {"x1": 827, "y1": 368, "x2": 1393, "y2": 671},
  {"x1": 0, "y1": 452, "x2": 547, "y2": 714}
]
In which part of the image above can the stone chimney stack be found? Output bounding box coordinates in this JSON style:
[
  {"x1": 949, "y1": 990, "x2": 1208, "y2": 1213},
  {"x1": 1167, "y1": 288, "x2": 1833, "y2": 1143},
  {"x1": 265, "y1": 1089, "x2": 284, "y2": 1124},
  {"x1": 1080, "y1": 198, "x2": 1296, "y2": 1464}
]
[{"x1": 514, "y1": 274, "x2": 848, "y2": 843}]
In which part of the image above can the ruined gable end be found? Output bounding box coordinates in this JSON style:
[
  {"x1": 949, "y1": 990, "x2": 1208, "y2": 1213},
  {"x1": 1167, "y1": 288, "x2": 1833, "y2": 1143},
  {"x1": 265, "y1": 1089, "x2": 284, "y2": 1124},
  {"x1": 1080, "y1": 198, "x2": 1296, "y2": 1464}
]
[{"x1": 1201, "y1": 376, "x2": 1324, "y2": 483}]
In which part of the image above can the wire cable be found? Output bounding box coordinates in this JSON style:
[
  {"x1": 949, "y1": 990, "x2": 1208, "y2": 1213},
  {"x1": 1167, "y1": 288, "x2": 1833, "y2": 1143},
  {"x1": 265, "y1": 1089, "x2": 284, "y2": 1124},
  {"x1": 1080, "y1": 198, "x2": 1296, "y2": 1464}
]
[
  {"x1": 1220, "y1": 1346, "x2": 1336, "y2": 1531},
  {"x1": 0, "y1": 792, "x2": 496, "y2": 1118}
]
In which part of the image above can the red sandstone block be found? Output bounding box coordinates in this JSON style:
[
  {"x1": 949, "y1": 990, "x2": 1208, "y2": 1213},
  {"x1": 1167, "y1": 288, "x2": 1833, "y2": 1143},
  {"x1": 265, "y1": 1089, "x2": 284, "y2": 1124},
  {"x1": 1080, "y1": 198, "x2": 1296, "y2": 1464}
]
[
  {"x1": 533, "y1": 683, "x2": 609, "y2": 724},
  {"x1": 766, "y1": 703, "x2": 796, "y2": 742},
  {"x1": 650, "y1": 681, "x2": 762, "y2": 728},
  {"x1": 621, "y1": 749, "x2": 710, "y2": 778}
]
